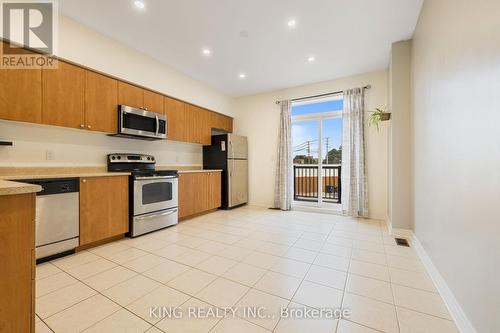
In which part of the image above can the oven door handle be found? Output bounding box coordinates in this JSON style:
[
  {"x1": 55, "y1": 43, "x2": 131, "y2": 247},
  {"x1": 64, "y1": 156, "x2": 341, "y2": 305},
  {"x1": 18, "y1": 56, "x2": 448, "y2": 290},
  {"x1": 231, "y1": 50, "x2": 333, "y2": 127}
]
[
  {"x1": 134, "y1": 175, "x2": 178, "y2": 180},
  {"x1": 135, "y1": 209, "x2": 177, "y2": 221}
]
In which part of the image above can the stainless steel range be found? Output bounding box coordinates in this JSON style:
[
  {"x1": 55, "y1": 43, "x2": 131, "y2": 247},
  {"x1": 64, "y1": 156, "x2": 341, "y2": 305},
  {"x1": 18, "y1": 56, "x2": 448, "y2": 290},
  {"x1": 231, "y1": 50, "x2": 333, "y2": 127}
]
[{"x1": 108, "y1": 154, "x2": 178, "y2": 237}]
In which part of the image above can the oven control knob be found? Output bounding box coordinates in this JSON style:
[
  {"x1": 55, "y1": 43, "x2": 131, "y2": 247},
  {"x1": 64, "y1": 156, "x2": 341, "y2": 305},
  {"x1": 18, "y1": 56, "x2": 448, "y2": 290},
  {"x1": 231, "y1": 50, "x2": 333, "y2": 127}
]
[
  {"x1": 117, "y1": 156, "x2": 121, "y2": 160},
  {"x1": 111, "y1": 156, "x2": 116, "y2": 160}
]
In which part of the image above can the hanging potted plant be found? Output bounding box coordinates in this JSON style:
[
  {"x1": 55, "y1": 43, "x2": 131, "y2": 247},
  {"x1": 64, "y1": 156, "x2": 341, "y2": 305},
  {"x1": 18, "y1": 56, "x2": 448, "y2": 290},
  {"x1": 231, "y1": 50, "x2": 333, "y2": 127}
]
[{"x1": 368, "y1": 107, "x2": 391, "y2": 131}]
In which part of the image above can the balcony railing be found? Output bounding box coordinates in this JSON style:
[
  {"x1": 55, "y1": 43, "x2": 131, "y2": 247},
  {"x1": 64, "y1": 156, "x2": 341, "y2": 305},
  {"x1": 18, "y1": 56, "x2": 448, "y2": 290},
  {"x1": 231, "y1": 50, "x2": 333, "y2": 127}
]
[{"x1": 293, "y1": 164, "x2": 341, "y2": 204}]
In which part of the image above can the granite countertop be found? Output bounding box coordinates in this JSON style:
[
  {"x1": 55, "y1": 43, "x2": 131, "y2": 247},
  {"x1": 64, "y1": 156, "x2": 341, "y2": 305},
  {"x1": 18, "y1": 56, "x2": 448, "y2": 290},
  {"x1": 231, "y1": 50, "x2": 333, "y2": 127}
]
[{"x1": 0, "y1": 179, "x2": 42, "y2": 196}]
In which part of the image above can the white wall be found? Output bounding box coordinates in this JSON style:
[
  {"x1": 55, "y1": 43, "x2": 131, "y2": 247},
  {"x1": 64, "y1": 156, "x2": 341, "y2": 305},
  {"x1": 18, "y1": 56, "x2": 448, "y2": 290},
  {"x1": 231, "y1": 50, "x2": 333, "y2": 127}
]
[
  {"x1": 387, "y1": 40, "x2": 413, "y2": 230},
  {"x1": 412, "y1": 1, "x2": 500, "y2": 332},
  {"x1": 233, "y1": 70, "x2": 388, "y2": 220},
  {"x1": 0, "y1": 15, "x2": 233, "y2": 167}
]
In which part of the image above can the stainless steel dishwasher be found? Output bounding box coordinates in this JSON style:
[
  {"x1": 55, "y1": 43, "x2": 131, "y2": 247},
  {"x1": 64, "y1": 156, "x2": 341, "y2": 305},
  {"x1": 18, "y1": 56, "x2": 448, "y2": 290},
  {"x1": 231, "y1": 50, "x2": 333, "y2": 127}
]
[{"x1": 25, "y1": 178, "x2": 80, "y2": 262}]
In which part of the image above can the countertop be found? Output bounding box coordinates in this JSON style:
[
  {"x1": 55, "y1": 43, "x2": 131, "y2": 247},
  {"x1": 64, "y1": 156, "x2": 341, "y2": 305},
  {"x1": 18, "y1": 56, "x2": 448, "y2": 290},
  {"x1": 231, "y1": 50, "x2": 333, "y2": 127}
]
[
  {"x1": 0, "y1": 166, "x2": 132, "y2": 181},
  {"x1": 177, "y1": 169, "x2": 222, "y2": 174},
  {"x1": 0, "y1": 166, "x2": 222, "y2": 181},
  {"x1": 1, "y1": 172, "x2": 131, "y2": 181},
  {"x1": 0, "y1": 179, "x2": 42, "y2": 196}
]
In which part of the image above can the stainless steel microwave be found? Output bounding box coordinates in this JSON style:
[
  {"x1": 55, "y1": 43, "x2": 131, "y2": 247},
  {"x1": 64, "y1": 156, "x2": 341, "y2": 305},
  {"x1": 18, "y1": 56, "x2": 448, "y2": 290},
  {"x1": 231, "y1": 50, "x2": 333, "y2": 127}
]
[{"x1": 116, "y1": 105, "x2": 167, "y2": 140}]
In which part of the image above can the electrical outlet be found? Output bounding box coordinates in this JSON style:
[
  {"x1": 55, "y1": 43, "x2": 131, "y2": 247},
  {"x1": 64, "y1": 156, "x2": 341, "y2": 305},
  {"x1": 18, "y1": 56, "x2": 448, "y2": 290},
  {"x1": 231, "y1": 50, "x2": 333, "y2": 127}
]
[{"x1": 45, "y1": 149, "x2": 55, "y2": 160}]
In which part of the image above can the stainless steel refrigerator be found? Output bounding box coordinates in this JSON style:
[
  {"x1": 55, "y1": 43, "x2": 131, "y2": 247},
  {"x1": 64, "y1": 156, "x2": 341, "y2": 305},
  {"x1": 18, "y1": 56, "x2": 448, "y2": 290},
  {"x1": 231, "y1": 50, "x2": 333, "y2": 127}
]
[{"x1": 203, "y1": 134, "x2": 248, "y2": 208}]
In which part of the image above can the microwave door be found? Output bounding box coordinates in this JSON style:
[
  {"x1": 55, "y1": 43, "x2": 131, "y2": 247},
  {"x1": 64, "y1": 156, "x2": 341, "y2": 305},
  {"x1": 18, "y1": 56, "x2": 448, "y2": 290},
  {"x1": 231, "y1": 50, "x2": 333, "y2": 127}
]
[{"x1": 119, "y1": 106, "x2": 167, "y2": 139}]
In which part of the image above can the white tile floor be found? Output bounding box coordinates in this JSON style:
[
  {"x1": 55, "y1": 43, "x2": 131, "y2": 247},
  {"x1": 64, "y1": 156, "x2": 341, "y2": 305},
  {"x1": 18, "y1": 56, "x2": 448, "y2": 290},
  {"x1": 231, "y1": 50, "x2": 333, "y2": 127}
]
[{"x1": 35, "y1": 206, "x2": 459, "y2": 333}]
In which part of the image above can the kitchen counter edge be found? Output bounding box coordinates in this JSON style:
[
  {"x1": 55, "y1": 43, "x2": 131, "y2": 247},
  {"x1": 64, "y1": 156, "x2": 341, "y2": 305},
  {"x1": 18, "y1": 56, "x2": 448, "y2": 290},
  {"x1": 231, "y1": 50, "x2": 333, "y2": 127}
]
[
  {"x1": 0, "y1": 179, "x2": 42, "y2": 196},
  {"x1": 177, "y1": 170, "x2": 223, "y2": 174}
]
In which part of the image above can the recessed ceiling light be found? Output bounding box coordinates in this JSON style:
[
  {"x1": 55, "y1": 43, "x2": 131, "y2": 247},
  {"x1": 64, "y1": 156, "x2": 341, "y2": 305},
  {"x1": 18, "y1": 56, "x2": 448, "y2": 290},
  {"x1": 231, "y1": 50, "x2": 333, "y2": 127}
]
[
  {"x1": 287, "y1": 19, "x2": 297, "y2": 27},
  {"x1": 307, "y1": 56, "x2": 316, "y2": 63},
  {"x1": 134, "y1": 0, "x2": 145, "y2": 9},
  {"x1": 202, "y1": 48, "x2": 211, "y2": 56},
  {"x1": 239, "y1": 73, "x2": 246, "y2": 79}
]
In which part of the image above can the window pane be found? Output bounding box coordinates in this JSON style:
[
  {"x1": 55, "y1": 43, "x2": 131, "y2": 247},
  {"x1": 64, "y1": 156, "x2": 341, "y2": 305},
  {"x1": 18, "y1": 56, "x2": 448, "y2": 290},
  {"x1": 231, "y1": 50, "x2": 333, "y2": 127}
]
[
  {"x1": 322, "y1": 118, "x2": 342, "y2": 203},
  {"x1": 321, "y1": 118, "x2": 342, "y2": 165},
  {"x1": 291, "y1": 99, "x2": 343, "y2": 116}
]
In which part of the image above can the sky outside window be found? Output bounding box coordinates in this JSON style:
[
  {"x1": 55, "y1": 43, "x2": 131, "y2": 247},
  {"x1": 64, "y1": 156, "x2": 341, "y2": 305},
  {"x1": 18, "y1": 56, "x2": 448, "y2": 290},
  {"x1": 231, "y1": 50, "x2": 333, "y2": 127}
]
[{"x1": 292, "y1": 99, "x2": 343, "y2": 164}]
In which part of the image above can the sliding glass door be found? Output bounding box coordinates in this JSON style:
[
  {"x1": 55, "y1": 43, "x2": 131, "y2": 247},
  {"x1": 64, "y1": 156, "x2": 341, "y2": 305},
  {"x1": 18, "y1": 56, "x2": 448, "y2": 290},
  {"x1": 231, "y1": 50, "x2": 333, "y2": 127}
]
[
  {"x1": 292, "y1": 120, "x2": 320, "y2": 202},
  {"x1": 291, "y1": 98, "x2": 343, "y2": 208}
]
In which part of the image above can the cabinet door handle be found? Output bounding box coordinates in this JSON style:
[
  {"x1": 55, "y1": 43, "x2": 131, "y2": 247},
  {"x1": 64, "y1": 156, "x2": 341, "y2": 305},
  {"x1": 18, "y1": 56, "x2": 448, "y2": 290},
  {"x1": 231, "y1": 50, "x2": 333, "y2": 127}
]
[
  {"x1": 87, "y1": 125, "x2": 92, "y2": 129},
  {"x1": 82, "y1": 179, "x2": 87, "y2": 183},
  {"x1": 80, "y1": 124, "x2": 84, "y2": 128}
]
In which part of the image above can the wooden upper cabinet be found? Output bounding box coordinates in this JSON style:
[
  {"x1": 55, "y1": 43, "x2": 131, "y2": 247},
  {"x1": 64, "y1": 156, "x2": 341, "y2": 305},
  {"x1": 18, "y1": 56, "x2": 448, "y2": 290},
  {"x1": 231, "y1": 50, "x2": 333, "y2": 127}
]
[
  {"x1": 185, "y1": 105, "x2": 212, "y2": 145},
  {"x1": 79, "y1": 176, "x2": 129, "y2": 246},
  {"x1": 210, "y1": 112, "x2": 233, "y2": 133},
  {"x1": 199, "y1": 109, "x2": 212, "y2": 145},
  {"x1": 222, "y1": 115, "x2": 233, "y2": 133},
  {"x1": 164, "y1": 96, "x2": 186, "y2": 142},
  {"x1": 0, "y1": 66, "x2": 42, "y2": 123},
  {"x1": 185, "y1": 104, "x2": 201, "y2": 144},
  {"x1": 209, "y1": 112, "x2": 222, "y2": 130},
  {"x1": 208, "y1": 172, "x2": 222, "y2": 210},
  {"x1": 85, "y1": 71, "x2": 118, "y2": 133},
  {"x1": 143, "y1": 90, "x2": 163, "y2": 114},
  {"x1": 42, "y1": 61, "x2": 85, "y2": 128},
  {"x1": 118, "y1": 82, "x2": 143, "y2": 109}
]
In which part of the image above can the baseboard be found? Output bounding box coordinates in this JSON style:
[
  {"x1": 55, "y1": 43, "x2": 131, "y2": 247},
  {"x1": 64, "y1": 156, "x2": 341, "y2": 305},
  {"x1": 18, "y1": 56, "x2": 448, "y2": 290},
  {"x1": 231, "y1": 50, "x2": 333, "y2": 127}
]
[{"x1": 388, "y1": 227, "x2": 476, "y2": 333}]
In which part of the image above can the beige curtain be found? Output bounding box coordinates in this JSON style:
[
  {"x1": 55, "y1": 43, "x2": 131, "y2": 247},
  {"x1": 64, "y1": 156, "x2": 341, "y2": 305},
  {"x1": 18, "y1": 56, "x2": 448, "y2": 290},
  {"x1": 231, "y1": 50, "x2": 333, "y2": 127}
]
[
  {"x1": 341, "y1": 88, "x2": 368, "y2": 217},
  {"x1": 274, "y1": 100, "x2": 293, "y2": 210}
]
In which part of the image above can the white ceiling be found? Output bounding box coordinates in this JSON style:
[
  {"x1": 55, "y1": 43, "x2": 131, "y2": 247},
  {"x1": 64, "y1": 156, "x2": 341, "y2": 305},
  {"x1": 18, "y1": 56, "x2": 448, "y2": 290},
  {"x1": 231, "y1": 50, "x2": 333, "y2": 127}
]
[{"x1": 59, "y1": 0, "x2": 423, "y2": 97}]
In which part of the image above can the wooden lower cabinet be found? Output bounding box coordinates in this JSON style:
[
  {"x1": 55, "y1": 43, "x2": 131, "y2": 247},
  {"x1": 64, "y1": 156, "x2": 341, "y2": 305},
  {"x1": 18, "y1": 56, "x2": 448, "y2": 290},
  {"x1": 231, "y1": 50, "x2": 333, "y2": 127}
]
[
  {"x1": 179, "y1": 172, "x2": 221, "y2": 219},
  {"x1": 79, "y1": 176, "x2": 129, "y2": 245},
  {"x1": 208, "y1": 172, "x2": 222, "y2": 210},
  {"x1": 0, "y1": 193, "x2": 36, "y2": 333}
]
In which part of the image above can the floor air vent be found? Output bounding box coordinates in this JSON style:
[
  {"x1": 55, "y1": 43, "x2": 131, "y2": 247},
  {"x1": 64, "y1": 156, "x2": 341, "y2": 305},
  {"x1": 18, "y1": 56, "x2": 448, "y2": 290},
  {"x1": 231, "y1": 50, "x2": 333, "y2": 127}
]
[{"x1": 395, "y1": 238, "x2": 410, "y2": 247}]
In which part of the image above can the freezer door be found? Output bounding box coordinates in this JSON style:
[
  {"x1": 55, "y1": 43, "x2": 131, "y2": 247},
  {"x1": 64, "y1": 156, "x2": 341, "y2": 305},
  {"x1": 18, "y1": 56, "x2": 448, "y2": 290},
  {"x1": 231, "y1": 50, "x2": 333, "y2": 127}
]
[
  {"x1": 227, "y1": 134, "x2": 248, "y2": 159},
  {"x1": 227, "y1": 159, "x2": 248, "y2": 207}
]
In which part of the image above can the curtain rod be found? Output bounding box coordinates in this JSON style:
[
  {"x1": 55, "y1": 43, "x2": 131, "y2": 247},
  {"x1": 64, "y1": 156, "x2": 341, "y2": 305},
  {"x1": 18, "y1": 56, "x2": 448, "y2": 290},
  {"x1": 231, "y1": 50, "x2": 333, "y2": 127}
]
[{"x1": 275, "y1": 85, "x2": 371, "y2": 104}]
